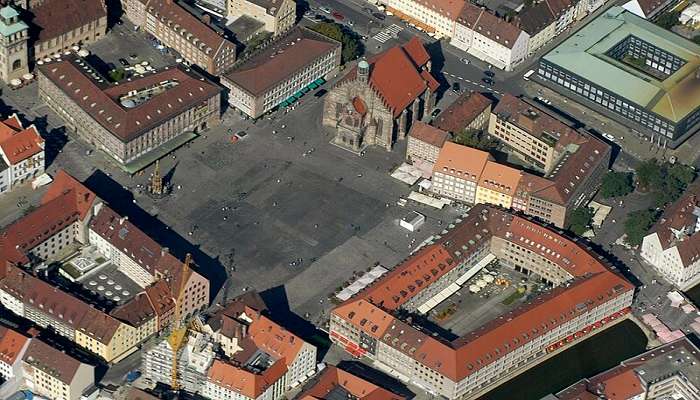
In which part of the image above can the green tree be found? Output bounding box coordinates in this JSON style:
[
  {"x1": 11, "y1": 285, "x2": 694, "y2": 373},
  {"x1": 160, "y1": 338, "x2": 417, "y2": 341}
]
[
  {"x1": 108, "y1": 68, "x2": 126, "y2": 82},
  {"x1": 624, "y1": 209, "x2": 660, "y2": 247},
  {"x1": 655, "y1": 11, "x2": 680, "y2": 30},
  {"x1": 310, "y1": 22, "x2": 361, "y2": 63},
  {"x1": 600, "y1": 171, "x2": 634, "y2": 198},
  {"x1": 567, "y1": 207, "x2": 595, "y2": 236},
  {"x1": 693, "y1": 35, "x2": 700, "y2": 45},
  {"x1": 453, "y1": 129, "x2": 498, "y2": 151},
  {"x1": 635, "y1": 158, "x2": 663, "y2": 191}
]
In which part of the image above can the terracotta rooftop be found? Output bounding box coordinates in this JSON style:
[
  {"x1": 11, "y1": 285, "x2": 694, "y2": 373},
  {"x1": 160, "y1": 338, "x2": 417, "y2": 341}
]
[
  {"x1": 457, "y1": 4, "x2": 523, "y2": 49},
  {"x1": 223, "y1": 27, "x2": 340, "y2": 96},
  {"x1": 333, "y1": 205, "x2": 633, "y2": 382},
  {"x1": 296, "y1": 365, "x2": 406, "y2": 400},
  {"x1": 23, "y1": 339, "x2": 86, "y2": 385},
  {"x1": 517, "y1": 2, "x2": 557, "y2": 35},
  {"x1": 634, "y1": 0, "x2": 669, "y2": 16},
  {"x1": 143, "y1": 0, "x2": 235, "y2": 54},
  {"x1": 110, "y1": 292, "x2": 157, "y2": 327},
  {"x1": 0, "y1": 114, "x2": 44, "y2": 165},
  {"x1": 412, "y1": 0, "x2": 465, "y2": 19},
  {"x1": 207, "y1": 291, "x2": 309, "y2": 398},
  {"x1": 0, "y1": 326, "x2": 29, "y2": 366},
  {"x1": 341, "y1": 37, "x2": 438, "y2": 118},
  {"x1": 647, "y1": 182, "x2": 700, "y2": 265},
  {"x1": 478, "y1": 160, "x2": 522, "y2": 196},
  {"x1": 1, "y1": 265, "x2": 122, "y2": 345},
  {"x1": 433, "y1": 91, "x2": 492, "y2": 133},
  {"x1": 38, "y1": 56, "x2": 221, "y2": 142},
  {"x1": 30, "y1": 0, "x2": 106, "y2": 44},
  {"x1": 408, "y1": 121, "x2": 449, "y2": 148},
  {"x1": 433, "y1": 141, "x2": 491, "y2": 181}
]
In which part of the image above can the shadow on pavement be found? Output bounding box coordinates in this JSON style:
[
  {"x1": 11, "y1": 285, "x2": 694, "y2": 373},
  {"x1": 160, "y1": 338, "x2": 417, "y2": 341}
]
[
  {"x1": 83, "y1": 170, "x2": 227, "y2": 301},
  {"x1": 260, "y1": 285, "x2": 332, "y2": 360}
]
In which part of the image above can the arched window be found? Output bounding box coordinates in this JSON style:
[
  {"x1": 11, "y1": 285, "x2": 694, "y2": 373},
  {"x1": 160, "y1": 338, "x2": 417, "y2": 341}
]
[{"x1": 12, "y1": 59, "x2": 21, "y2": 71}]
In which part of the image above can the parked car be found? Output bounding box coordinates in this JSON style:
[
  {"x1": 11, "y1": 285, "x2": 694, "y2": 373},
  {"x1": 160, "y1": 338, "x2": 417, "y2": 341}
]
[
  {"x1": 372, "y1": 12, "x2": 386, "y2": 20},
  {"x1": 460, "y1": 57, "x2": 470, "y2": 64},
  {"x1": 118, "y1": 58, "x2": 130, "y2": 67},
  {"x1": 482, "y1": 77, "x2": 494, "y2": 86},
  {"x1": 320, "y1": 6, "x2": 331, "y2": 13},
  {"x1": 452, "y1": 82, "x2": 461, "y2": 93},
  {"x1": 602, "y1": 133, "x2": 616, "y2": 142},
  {"x1": 332, "y1": 11, "x2": 344, "y2": 20},
  {"x1": 535, "y1": 96, "x2": 552, "y2": 105},
  {"x1": 484, "y1": 70, "x2": 495, "y2": 77},
  {"x1": 431, "y1": 108, "x2": 441, "y2": 118},
  {"x1": 314, "y1": 89, "x2": 328, "y2": 97},
  {"x1": 235, "y1": 131, "x2": 248, "y2": 139}
]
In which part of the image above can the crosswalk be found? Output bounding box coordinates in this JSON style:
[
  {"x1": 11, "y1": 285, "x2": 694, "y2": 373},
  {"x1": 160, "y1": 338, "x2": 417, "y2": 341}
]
[{"x1": 372, "y1": 24, "x2": 403, "y2": 43}]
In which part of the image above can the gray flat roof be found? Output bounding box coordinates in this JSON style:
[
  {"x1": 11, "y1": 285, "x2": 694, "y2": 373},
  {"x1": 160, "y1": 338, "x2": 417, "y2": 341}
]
[{"x1": 542, "y1": 6, "x2": 700, "y2": 123}]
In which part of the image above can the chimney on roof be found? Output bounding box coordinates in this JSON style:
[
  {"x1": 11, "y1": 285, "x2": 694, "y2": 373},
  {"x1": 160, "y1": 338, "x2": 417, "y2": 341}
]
[{"x1": 119, "y1": 216, "x2": 128, "y2": 225}]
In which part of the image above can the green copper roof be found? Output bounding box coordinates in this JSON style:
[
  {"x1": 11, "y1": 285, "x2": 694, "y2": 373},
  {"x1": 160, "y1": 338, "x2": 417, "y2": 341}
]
[
  {"x1": 0, "y1": 6, "x2": 19, "y2": 20},
  {"x1": 542, "y1": 6, "x2": 700, "y2": 123},
  {"x1": 0, "y1": 6, "x2": 27, "y2": 38}
]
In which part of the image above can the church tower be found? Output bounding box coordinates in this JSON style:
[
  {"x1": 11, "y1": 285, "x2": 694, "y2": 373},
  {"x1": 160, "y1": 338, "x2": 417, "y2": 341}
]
[{"x1": 0, "y1": 5, "x2": 28, "y2": 83}]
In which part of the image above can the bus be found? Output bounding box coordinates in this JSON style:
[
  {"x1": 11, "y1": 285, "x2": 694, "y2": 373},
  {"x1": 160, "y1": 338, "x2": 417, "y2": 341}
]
[{"x1": 523, "y1": 69, "x2": 535, "y2": 81}]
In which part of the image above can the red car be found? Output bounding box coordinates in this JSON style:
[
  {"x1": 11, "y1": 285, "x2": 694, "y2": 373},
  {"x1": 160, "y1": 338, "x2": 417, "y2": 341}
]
[{"x1": 332, "y1": 11, "x2": 344, "y2": 20}]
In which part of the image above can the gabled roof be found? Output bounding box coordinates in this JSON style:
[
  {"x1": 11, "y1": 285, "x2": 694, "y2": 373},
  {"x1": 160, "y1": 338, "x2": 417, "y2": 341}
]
[
  {"x1": 38, "y1": 56, "x2": 222, "y2": 142},
  {"x1": 0, "y1": 115, "x2": 44, "y2": 165},
  {"x1": 408, "y1": 121, "x2": 449, "y2": 148},
  {"x1": 433, "y1": 91, "x2": 492, "y2": 133},
  {"x1": 647, "y1": 182, "x2": 700, "y2": 266},
  {"x1": 433, "y1": 141, "x2": 491, "y2": 181},
  {"x1": 457, "y1": 3, "x2": 523, "y2": 49},
  {"x1": 30, "y1": 0, "x2": 107, "y2": 43},
  {"x1": 0, "y1": 326, "x2": 29, "y2": 366},
  {"x1": 296, "y1": 365, "x2": 406, "y2": 400},
  {"x1": 208, "y1": 358, "x2": 288, "y2": 398},
  {"x1": 223, "y1": 27, "x2": 340, "y2": 96},
  {"x1": 23, "y1": 339, "x2": 87, "y2": 385},
  {"x1": 340, "y1": 37, "x2": 438, "y2": 118},
  {"x1": 333, "y1": 205, "x2": 633, "y2": 382}
]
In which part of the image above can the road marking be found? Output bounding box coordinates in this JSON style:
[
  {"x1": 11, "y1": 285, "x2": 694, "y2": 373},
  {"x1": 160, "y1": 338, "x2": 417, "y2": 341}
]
[
  {"x1": 457, "y1": 76, "x2": 463, "y2": 80},
  {"x1": 372, "y1": 24, "x2": 403, "y2": 43}
]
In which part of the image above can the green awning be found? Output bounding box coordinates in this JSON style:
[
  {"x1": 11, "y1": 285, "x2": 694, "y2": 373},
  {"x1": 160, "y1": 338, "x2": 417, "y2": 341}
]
[
  {"x1": 308, "y1": 82, "x2": 319, "y2": 89},
  {"x1": 286, "y1": 96, "x2": 297, "y2": 103},
  {"x1": 294, "y1": 91, "x2": 304, "y2": 98},
  {"x1": 301, "y1": 86, "x2": 310, "y2": 93},
  {"x1": 279, "y1": 100, "x2": 289, "y2": 107},
  {"x1": 315, "y1": 78, "x2": 325, "y2": 85}
]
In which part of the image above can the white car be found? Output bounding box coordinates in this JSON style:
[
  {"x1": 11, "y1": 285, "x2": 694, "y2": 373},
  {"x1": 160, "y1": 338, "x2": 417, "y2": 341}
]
[
  {"x1": 320, "y1": 6, "x2": 331, "y2": 13},
  {"x1": 460, "y1": 57, "x2": 470, "y2": 64},
  {"x1": 602, "y1": 133, "x2": 616, "y2": 142}
]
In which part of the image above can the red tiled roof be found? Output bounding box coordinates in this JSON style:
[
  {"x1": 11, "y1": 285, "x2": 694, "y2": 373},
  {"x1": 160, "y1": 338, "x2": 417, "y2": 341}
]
[
  {"x1": 208, "y1": 358, "x2": 288, "y2": 398},
  {"x1": 0, "y1": 326, "x2": 29, "y2": 366},
  {"x1": 23, "y1": 339, "x2": 85, "y2": 385},
  {"x1": 0, "y1": 115, "x2": 44, "y2": 165},
  {"x1": 648, "y1": 182, "x2": 700, "y2": 265},
  {"x1": 297, "y1": 365, "x2": 406, "y2": 400},
  {"x1": 110, "y1": 292, "x2": 156, "y2": 327},
  {"x1": 31, "y1": 0, "x2": 106, "y2": 43},
  {"x1": 408, "y1": 121, "x2": 449, "y2": 148},
  {"x1": 222, "y1": 27, "x2": 340, "y2": 96},
  {"x1": 333, "y1": 205, "x2": 633, "y2": 382},
  {"x1": 433, "y1": 141, "x2": 491, "y2": 181},
  {"x1": 433, "y1": 91, "x2": 491, "y2": 133},
  {"x1": 457, "y1": 4, "x2": 523, "y2": 49},
  {"x1": 1, "y1": 265, "x2": 122, "y2": 344},
  {"x1": 341, "y1": 37, "x2": 437, "y2": 118},
  {"x1": 38, "y1": 56, "x2": 221, "y2": 142},
  {"x1": 42, "y1": 170, "x2": 96, "y2": 219}
]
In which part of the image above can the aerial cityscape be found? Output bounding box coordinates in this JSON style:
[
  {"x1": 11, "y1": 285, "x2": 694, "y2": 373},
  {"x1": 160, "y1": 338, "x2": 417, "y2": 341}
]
[{"x1": 0, "y1": 0, "x2": 699, "y2": 399}]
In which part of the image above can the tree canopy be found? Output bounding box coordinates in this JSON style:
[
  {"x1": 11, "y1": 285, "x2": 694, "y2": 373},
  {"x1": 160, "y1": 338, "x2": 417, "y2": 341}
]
[
  {"x1": 634, "y1": 159, "x2": 696, "y2": 206},
  {"x1": 453, "y1": 129, "x2": 499, "y2": 151},
  {"x1": 655, "y1": 11, "x2": 680, "y2": 30},
  {"x1": 624, "y1": 209, "x2": 660, "y2": 247},
  {"x1": 567, "y1": 207, "x2": 594, "y2": 236},
  {"x1": 600, "y1": 171, "x2": 634, "y2": 198},
  {"x1": 310, "y1": 22, "x2": 361, "y2": 64}
]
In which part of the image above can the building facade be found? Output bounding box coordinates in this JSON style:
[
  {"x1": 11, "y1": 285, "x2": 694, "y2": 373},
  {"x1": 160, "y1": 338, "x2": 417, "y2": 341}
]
[
  {"x1": 451, "y1": 4, "x2": 529, "y2": 71},
  {"x1": 0, "y1": 6, "x2": 28, "y2": 83},
  {"x1": 227, "y1": 0, "x2": 296, "y2": 36},
  {"x1": 641, "y1": 185, "x2": 700, "y2": 290},
  {"x1": 0, "y1": 326, "x2": 29, "y2": 381},
  {"x1": 323, "y1": 37, "x2": 439, "y2": 152},
  {"x1": 29, "y1": 0, "x2": 107, "y2": 61},
  {"x1": 539, "y1": 7, "x2": 700, "y2": 147},
  {"x1": 22, "y1": 339, "x2": 95, "y2": 400},
  {"x1": 329, "y1": 205, "x2": 635, "y2": 400},
  {"x1": 222, "y1": 27, "x2": 341, "y2": 119},
  {"x1": 405, "y1": 122, "x2": 449, "y2": 166},
  {"x1": 122, "y1": 0, "x2": 237, "y2": 76},
  {"x1": 382, "y1": 0, "x2": 463, "y2": 39},
  {"x1": 433, "y1": 91, "x2": 492, "y2": 134},
  {"x1": 0, "y1": 114, "x2": 44, "y2": 194},
  {"x1": 38, "y1": 56, "x2": 222, "y2": 169}
]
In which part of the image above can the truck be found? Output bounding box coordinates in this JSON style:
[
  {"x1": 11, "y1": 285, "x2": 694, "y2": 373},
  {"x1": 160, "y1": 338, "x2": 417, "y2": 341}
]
[{"x1": 523, "y1": 69, "x2": 535, "y2": 81}]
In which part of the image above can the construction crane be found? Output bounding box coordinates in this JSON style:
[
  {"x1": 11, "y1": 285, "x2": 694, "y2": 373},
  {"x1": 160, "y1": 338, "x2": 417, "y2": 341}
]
[{"x1": 167, "y1": 253, "x2": 192, "y2": 392}]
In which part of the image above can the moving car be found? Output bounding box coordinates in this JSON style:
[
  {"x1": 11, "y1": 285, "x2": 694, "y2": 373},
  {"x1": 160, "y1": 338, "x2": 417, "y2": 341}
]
[
  {"x1": 452, "y1": 82, "x2": 461, "y2": 93},
  {"x1": 482, "y1": 77, "x2": 494, "y2": 85},
  {"x1": 431, "y1": 108, "x2": 441, "y2": 118},
  {"x1": 320, "y1": 6, "x2": 331, "y2": 13},
  {"x1": 332, "y1": 11, "x2": 344, "y2": 20},
  {"x1": 460, "y1": 57, "x2": 470, "y2": 64}
]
